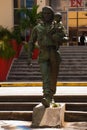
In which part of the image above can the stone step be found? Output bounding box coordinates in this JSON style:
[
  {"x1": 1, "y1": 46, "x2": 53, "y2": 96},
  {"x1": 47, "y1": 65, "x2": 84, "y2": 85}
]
[
  {"x1": 58, "y1": 76, "x2": 87, "y2": 81},
  {"x1": 61, "y1": 53, "x2": 87, "y2": 55},
  {"x1": 21, "y1": 49, "x2": 87, "y2": 53},
  {"x1": 19, "y1": 53, "x2": 87, "y2": 57},
  {"x1": 0, "y1": 87, "x2": 86, "y2": 122},
  {"x1": 65, "y1": 111, "x2": 87, "y2": 122},
  {"x1": 21, "y1": 53, "x2": 87, "y2": 57},
  {"x1": 0, "y1": 108, "x2": 86, "y2": 122},
  {"x1": 7, "y1": 75, "x2": 87, "y2": 82},
  {"x1": 7, "y1": 46, "x2": 87, "y2": 82},
  {"x1": 22, "y1": 46, "x2": 87, "y2": 51},
  {"x1": 61, "y1": 55, "x2": 87, "y2": 58},
  {"x1": 0, "y1": 102, "x2": 37, "y2": 111},
  {"x1": 0, "y1": 96, "x2": 41, "y2": 102},
  {"x1": 12, "y1": 58, "x2": 87, "y2": 62},
  {"x1": 14, "y1": 58, "x2": 87, "y2": 61},
  {"x1": 8, "y1": 71, "x2": 87, "y2": 75},
  {"x1": 0, "y1": 111, "x2": 87, "y2": 122},
  {"x1": 12, "y1": 61, "x2": 87, "y2": 66},
  {"x1": 60, "y1": 50, "x2": 87, "y2": 52},
  {"x1": 0, "y1": 111, "x2": 32, "y2": 121},
  {"x1": 11, "y1": 63, "x2": 87, "y2": 68},
  {"x1": 19, "y1": 55, "x2": 87, "y2": 59},
  {"x1": 22, "y1": 48, "x2": 87, "y2": 51},
  {"x1": 59, "y1": 46, "x2": 87, "y2": 49},
  {"x1": 0, "y1": 95, "x2": 87, "y2": 102},
  {"x1": 0, "y1": 110, "x2": 87, "y2": 122},
  {"x1": 8, "y1": 76, "x2": 87, "y2": 81},
  {"x1": 22, "y1": 51, "x2": 87, "y2": 53},
  {"x1": 54, "y1": 95, "x2": 87, "y2": 103},
  {"x1": 18, "y1": 56, "x2": 87, "y2": 59},
  {"x1": 7, "y1": 77, "x2": 41, "y2": 81},
  {"x1": 10, "y1": 68, "x2": 87, "y2": 72},
  {"x1": 0, "y1": 102, "x2": 87, "y2": 111},
  {"x1": 66, "y1": 103, "x2": 87, "y2": 111},
  {"x1": 11, "y1": 65, "x2": 87, "y2": 70},
  {"x1": 7, "y1": 78, "x2": 87, "y2": 82},
  {"x1": 7, "y1": 75, "x2": 87, "y2": 81},
  {"x1": 12, "y1": 60, "x2": 87, "y2": 64}
]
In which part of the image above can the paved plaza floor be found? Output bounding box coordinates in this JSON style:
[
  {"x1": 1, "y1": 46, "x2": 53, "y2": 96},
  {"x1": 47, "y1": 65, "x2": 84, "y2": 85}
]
[
  {"x1": 0, "y1": 85, "x2": 87, "y2": 129},
  {"x1": 0, "y1": 86, "x2": 87, "y2": 96},
  {"x1": 0, "y1": 120, "x2": 87, "y2": 130}
]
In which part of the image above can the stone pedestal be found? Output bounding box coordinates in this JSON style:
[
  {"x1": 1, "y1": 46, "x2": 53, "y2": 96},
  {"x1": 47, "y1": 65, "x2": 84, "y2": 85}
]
[{"x1": 32, "y1": 103, "x2": 65, "y2": 128}]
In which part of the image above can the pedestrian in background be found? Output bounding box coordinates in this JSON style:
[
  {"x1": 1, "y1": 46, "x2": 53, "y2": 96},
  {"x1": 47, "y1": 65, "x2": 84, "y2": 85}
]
[{"x1": 80, "y1": 33, "x2": 86, "y2": 45}]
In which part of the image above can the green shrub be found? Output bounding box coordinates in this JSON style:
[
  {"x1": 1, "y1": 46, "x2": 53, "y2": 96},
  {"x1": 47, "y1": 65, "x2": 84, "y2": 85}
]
[{"x1": 0, "y1": 26, "x2": 15, "y2": 59}]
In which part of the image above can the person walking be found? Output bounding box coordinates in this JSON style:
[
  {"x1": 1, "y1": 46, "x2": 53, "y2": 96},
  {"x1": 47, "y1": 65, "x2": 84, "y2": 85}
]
[{"x1": 80, "y1": 33, "x2": 86, "y2": 45}]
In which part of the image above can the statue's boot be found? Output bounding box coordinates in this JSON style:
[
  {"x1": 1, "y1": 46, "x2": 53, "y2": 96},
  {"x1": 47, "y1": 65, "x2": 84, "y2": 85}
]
[{"x1": 42, "y1": 94, "x2": 53, "y2": 108}]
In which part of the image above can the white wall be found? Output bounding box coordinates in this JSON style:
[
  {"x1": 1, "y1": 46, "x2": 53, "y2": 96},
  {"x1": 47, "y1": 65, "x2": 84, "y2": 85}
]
[
  {"x1": 0, "y1": 0, "x2": 13, "y2": 30},
  {"x1": 37, "y1": 0, "x2": 49, "y2": 12},
  {"x1": 0, "y1": 0, "x2": 49, "y2": 29}
]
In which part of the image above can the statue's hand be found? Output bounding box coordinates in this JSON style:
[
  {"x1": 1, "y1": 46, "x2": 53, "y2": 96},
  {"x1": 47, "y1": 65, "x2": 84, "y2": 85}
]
[{"x1": 63, "y1": 36, "x2": 69, "y2": 42}]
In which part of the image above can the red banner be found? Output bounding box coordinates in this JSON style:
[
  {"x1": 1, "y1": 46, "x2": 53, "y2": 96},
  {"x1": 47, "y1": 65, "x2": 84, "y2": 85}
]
[{"x1": 70, "y1": 0, "x2": 82, "y2": 7}]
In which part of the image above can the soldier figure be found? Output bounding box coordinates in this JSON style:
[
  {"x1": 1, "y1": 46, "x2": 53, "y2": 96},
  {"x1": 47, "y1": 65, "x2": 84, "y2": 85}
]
[
  {"x1": 53, "y1": 12, "x2": 68, "y2": 45},
  {"x1": 28, "y1": 6, "x2": 67, "y2": 107}
]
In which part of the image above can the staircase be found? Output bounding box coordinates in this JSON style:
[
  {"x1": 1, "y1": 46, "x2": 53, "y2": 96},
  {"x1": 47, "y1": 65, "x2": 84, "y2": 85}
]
[
  {"x1": 7, "y1": 45, "x2": 87, "y2": 82},
  {"x1": 2, "y1": 46, "x2": 87, "y2": 124},
  {"x1": 0, "y1": 87, "x2": 87, "y2": 122}
]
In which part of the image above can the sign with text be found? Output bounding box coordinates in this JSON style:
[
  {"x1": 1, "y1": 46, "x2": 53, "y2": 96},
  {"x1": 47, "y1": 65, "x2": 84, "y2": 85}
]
[{"x1": 70, "y1": 0, "x2": 83, "y2": 7}]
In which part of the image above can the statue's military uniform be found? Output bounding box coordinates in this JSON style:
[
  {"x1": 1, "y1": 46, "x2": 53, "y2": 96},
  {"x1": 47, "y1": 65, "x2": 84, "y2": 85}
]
[
  {"x1": 28, "y1": 6, "x2": 67, "y2": 107},
  {"x1": 28, "y1": 22, "x2": 65, "y2": 96}
]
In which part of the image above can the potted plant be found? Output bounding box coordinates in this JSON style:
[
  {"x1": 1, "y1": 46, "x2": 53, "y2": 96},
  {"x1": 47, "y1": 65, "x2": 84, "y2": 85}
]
[
  {"x1": 0, "y1": 40, "x2": 15, "y2": 59},
  {"x1": 10, "y1": 26, "x2": 23, "y2": 58},
  {"x1": 0, "y1": 26, "x2": 15, "y2": 59},
  {"x1": 0, "y1": 26, "x2": 15, "y2": 81},
  {"x1": 18, "y1": 5, "x2": 41, "y2": 37},
  {"x1": 18, "y1": 5, "x2": 41, "y2": 59}
]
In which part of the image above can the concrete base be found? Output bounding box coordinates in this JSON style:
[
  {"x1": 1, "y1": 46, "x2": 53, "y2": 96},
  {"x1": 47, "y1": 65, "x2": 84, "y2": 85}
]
[{"x1": 32, "y1": 103, "x2": 65, "y2": 128}]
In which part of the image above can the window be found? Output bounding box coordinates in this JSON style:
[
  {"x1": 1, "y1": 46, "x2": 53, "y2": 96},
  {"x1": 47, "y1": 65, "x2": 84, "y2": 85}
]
[
  {"x1": 26, "y1": 0, "x2": 34, "y2": 8},
  {"x1": 13, "y1": 0, "x2": 34, "y2": 26},
  {"x1": 84, "y1": 0, "x2": 87, "y2": 9},
  {"x1": 68, "y1": 11, "x2": 87, "y2": 42}
]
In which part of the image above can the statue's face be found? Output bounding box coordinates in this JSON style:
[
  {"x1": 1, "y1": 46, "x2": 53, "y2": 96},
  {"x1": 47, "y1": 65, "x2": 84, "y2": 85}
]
[
  {"x1": 55, "y1": 15, "x2": 61, "y2": 23},
  {"x1": 42, "y1": 8, "x2": 53, "y2": 23}
]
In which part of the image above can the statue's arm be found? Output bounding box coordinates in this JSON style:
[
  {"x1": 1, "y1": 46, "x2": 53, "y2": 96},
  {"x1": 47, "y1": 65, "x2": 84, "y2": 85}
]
[
  {"x1": 28, "y1": 27, "x2": 37, "y2": 64},
  {"x1": 51, "y1": 24, "x2": 68, "y2": 44}
]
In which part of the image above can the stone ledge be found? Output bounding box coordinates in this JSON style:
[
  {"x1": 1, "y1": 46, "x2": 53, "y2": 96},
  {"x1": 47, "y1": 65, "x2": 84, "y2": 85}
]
[{"x1": 1, "y1": 82, "x2": 87, "y2": 87}]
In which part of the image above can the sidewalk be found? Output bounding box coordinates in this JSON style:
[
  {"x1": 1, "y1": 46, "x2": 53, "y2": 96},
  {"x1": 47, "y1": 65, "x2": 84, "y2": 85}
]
[
  {"x1": 0, "y1": 83, "x2": 87, "y2": 130},
  {"x1": 1, "y1": 82, "x2": 87, "y2": 87},
  {"x1": 0, "y1": 86, "x2": 87, "y2": 96},
  {"x1": 0, "y1": 120, "x2": 87, "y2": 130}
]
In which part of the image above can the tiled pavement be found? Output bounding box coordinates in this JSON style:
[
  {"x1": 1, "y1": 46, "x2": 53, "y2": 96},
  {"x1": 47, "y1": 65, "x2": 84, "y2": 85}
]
[
  {"x1": 0, "y1": 86, "x2": 87, "y2": 96},
  {"x1": 0, "y1": 86, "x2": 87, "y2": 129},
  {"x1": 0, "y1": 120, "x2": 87, "y2": 130}
]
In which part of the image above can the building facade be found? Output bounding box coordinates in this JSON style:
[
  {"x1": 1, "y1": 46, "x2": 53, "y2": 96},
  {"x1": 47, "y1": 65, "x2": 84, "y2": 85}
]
[
  {"x1": 0, "y1": 0, "x2": 87, "y2": 43},
  {"x1": 44, "y1": 0, "x2": 87, "y2": 43}
]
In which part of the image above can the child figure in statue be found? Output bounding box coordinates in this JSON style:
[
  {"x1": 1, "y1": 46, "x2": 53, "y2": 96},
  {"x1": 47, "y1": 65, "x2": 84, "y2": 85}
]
[{"x1": 28, "y1": 6, "x2": 67, "y2": 107}]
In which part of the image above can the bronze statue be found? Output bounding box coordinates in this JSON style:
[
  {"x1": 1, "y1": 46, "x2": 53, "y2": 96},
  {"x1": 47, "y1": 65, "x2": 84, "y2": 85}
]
[{"x1": 28, "y1": 6, "x2": 67, "y2": 107}]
